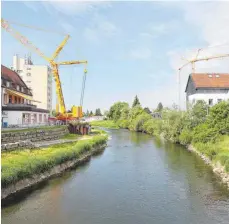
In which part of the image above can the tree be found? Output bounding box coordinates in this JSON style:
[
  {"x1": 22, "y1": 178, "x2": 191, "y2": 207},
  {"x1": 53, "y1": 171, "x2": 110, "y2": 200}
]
[
  {"x1": 156, "y1": 102, "x2": 163, "y2": 112},
  {"x1": 89, "y1": 111, "x2": 94, "y2": 116},
  {"x1": 132, "y1": 95, "x2": 141, "y2": 108},
  {"x1": 144, "y1": 107, "x2": 151, "y2": 114},
  {"x1": 107, "y1": 102, "x2": 129, "y2": 121},
  {"x1": 51, "y1": 109, "x2": 57, "y2": 117},
  {"x1": 95, "y1": 108, "x2": 102, "y2": 116},
  {"x1": 86, "y1": 110, "x2": 89, "y2": 117}
]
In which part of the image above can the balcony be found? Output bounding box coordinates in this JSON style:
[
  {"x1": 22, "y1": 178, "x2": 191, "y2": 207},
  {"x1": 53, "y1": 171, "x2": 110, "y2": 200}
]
[{"x1": 5, "y1": 103, "x2": 37, "y2": 108}]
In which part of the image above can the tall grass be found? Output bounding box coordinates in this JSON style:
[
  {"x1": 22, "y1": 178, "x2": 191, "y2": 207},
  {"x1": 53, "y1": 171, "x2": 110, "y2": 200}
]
[{"x1": 1, "y1": 135, "x2": 107, "y2": 188}]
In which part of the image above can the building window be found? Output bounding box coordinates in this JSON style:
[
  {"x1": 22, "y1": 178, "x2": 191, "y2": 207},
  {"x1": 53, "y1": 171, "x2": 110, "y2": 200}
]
[
  {"x1": 9, "y1": 95, "x2": 12, "y2": 103},
  {"x1": 15, "y1": 96, "x2": 18, "y2": 104},
  {"x1": 39, "y1": 114, "x2": 42, "y2": 123},
  {"x1": 209, "y1": 99, "x2": 213, "y2": 106},
  {"x1": 16, "y1": 85, "x2": 20, "y2": 91},
  {"x1": 218, "y1": 99, "x2": 222, "y2": 103},
  {"x1": 6, "y1": 81, "x2": 10, "y2": 87},
  {"x1": 21, "y1": 87, "x2": 24, "y2": 92}
]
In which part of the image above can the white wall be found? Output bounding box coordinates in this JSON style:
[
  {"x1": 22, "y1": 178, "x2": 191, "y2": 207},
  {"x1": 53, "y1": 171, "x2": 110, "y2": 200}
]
[
  {"x1": 2, "y1": 110, "x2": 49, "y2": 126},
  {"x1": 12, "y1": 55, "x2": 52, "y2": 111},
  {"x1": 188, "y1": 91, "x2": 229, "y2": 106}
]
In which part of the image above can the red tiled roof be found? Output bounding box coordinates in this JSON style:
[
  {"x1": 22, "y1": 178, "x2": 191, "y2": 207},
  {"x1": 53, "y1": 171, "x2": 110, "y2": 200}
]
[
  {"x1": 1, "y1": 65, "x2": 27, "y2": 88},
  {"x1": 191, "y1": 73, "x2": 229, "y2": 88}
]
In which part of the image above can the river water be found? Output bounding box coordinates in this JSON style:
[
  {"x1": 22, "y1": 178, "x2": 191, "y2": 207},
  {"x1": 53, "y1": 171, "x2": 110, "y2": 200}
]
[{"x1": 2, "y1": 129, "x2": 229, "y2": 224}]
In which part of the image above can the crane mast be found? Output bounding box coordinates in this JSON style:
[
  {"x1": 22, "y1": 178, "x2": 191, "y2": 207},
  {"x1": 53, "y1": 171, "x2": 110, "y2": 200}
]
[{"x1": 1, "y1": 18, "x2": 88, "y2": 120}]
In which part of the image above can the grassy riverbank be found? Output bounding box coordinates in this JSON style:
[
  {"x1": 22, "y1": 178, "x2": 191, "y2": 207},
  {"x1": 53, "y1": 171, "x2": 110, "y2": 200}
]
[
  {"x1": 102, "y1": 100, "x2": 229, "y2": 176},
  {"x1": 1, "y1": 134, "x2": 108, "y2": 188},
  {"x1": 90, "y1": 120, "x2": 119, "y2": 129}
]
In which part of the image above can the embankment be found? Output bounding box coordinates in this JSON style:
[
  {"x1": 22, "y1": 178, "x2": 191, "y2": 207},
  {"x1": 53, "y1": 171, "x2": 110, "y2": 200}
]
[{"x1": 1, "y1": 135, "x2": 108, "y2": 201}]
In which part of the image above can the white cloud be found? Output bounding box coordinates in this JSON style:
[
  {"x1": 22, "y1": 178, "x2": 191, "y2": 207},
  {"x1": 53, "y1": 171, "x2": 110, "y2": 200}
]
[
  {"x1": 129, "y1": 48, "x2": 152, "y2": 60},
  {"x1": 41, "y1": 1, "x2": 111, "y2": 16},
  {"x1": 59, "y1": 21, "x2": 75, "y2": 33},
  {"x1": 23, "y1": 1, "x2": 39, "y2": 12},
  {"x1": 84, "y1": 27, "x2": 98, "y2": 42},
  {"x1": 83, "y1": 17, "x2": 118, "y2": 42},
  {"x1": 98, "y1": 21, "x2": 117, "y2": 37}
]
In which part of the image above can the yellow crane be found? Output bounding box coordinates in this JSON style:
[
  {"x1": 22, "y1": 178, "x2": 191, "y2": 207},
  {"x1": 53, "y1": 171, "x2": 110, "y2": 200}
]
[
  {"x1": 1, "y1": 18, "x2": 88, "y2": 121},
  {"x1": 179, "y1": 52, "x2": 229, "y2": 73}
]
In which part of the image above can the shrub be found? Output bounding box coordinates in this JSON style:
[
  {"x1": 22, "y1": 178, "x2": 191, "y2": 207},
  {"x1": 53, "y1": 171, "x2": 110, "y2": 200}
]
[
  {"x1": 129, "y1": 113, "x2": 152, "y2": 132},
  {"x1": 192, "y1": 123, "x2": 219, "y2": 143},
  {"x1": 179, "y1": 129, "x2": 192, "y2": 145}
]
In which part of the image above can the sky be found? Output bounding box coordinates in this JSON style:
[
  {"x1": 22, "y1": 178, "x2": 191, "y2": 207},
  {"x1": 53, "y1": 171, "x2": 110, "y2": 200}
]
[{"x1": 1, "y1": 0, "x2": 229, "y2": 112}]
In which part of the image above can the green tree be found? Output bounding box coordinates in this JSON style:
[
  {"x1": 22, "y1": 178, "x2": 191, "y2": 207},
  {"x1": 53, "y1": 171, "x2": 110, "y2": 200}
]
[
  {"x1": 89, "y1": 111, "x2": 94, "y2": 116},
  {"x1": 95, "y1": 108, "x2": 102, "y2": 116},
  {"x1": 132, "y1": 95, "x2": 141, "y2": 108},
  {"x1": 86, "y1": 110, "x2": 90, "y2": 117},
  {"x1": 107, "y1": 102, "x2": 129, "y2": 121},
  {"x1": 188, "y1": 100, "x2": 209, "y2": 129},
  {"x1": 51, "y1": 110, "x2": 57, "y2": 117},
  {"x1": 156, "y1": 102, "x2": 163, "y2": 112},
  {"x1": 207, "y1": 101, "x2": 229, "y2": 135},
  {"x1": 144, "y1": 107, "x2": 151, "y2": 114}
]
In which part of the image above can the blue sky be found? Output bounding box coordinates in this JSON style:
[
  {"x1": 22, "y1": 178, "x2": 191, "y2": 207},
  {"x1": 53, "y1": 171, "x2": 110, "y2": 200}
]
[{"x1": 2, "y1": 1, "x2": 229, "y2": 112}]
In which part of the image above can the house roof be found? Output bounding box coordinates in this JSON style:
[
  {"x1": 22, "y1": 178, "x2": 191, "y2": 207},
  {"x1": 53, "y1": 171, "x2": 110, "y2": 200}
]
[
  {"x1": 185, "y1": 73, "x2": 229, "y2": 91},
  {"x1": 1, "y1": 65, "x2": 32, "y2": 96},
  {"x1": 1, "y1": 65, "x2": 27, "y2": 88}
]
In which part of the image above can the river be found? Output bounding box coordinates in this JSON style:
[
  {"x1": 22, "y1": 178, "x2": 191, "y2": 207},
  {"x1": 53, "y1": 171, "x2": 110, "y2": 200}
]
[{"x1": 2, "y1": 129, "x2": 229, "y2": 224}]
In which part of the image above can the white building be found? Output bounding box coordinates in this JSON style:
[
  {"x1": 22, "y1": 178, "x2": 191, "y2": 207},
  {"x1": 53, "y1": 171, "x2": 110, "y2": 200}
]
[
  {"x1": 185, "y1": 73, "x2": 229, "y2": 108},
  {"x1": 12, "y1": 55, "x2": 52, "y2": 111},
  {"x1": 1, "y1": 65, "x2": 49, "y2": 127}
]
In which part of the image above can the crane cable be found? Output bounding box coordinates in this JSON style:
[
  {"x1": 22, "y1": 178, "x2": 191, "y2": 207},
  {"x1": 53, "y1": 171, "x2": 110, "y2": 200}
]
[
  {"x1": 5, "y1": 19, "x2": 67, "y2": 36},
  {"x1": 80, "y1": 66, "x2": 87, "y2": 107}
]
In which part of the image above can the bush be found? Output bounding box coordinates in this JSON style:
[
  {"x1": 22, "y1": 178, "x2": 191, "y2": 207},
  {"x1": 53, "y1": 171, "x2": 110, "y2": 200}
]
[
  {"x1": 129, "y1": 113, "x2": 152, "y2": 132},
  {"x1": 179, "y1": 129, "x2": 192, "y2": 145},
  {"x1": 117, "y1": 119, "x2": 129, "y2": 129},
  {"x1": 192, "y1": 123, "x2": 219, "y2": 143}
]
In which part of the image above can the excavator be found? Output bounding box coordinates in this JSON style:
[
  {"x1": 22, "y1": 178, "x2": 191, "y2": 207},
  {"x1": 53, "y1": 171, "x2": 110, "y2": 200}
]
[{"x1": 1, "y1": 18, "x2": 87, "y2": 122}]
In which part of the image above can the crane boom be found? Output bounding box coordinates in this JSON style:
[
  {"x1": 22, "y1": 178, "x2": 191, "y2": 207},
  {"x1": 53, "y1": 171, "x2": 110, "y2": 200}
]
[
  {"x1": 179, "y1": 53, "x2": 229, "y2": 72},
  {"x1": 57, "y1": 60, "x2": 88, "y2": 65},
  {"x1": 51, "y1": 35, "x2": 70, "y2": 61},
  {"x1": 189, "y1": 53, "x2": 229, "y2": 63},
  {"x1": 1, "y1": 18, "x2": 50, "y2": 62}
]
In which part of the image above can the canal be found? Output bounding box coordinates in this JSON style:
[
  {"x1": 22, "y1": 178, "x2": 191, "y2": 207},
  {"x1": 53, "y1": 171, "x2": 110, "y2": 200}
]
[{"x1": 2, "y1": 129, "x2": 229, "y2": 224}]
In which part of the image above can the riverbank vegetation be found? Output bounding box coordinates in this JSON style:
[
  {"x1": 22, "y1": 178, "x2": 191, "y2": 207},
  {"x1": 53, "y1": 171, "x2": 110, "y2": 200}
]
[
  {"x1": 90, "y1": 120, "x2": 119, "y2": 129},
  {"x1": 103, "y1": 97, "x2": 229, "y2": 172},
  {"x1": 1, "y1": 135, "x2": 108, "y2": 188}
]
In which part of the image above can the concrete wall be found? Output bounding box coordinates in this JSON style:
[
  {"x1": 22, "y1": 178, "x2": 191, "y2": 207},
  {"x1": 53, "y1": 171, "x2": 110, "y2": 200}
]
[{"x1": 1, "y1": 127, "x2": 68, "y2": 151}]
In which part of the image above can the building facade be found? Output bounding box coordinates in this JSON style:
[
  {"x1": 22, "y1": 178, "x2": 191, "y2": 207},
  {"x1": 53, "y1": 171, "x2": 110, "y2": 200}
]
[
  {"x1": 1, "y1": 65, "x2": 49, "y2": 127},
  {"x1": 185, "y1": 73, "x2": 229, "y2": 108},
  {"x1": 12, "y1": 55, "x2": 52, "y2": 111}
]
